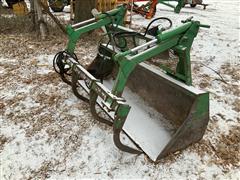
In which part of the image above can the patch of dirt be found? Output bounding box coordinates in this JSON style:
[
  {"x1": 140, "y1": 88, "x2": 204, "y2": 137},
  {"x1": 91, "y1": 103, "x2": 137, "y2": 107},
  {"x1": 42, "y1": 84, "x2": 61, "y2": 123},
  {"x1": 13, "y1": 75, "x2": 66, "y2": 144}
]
[
  {"x1": 26, "y1": 161, "x2": 53, "y2": 179},
  {"x1": 25, "y1": 113, "x2": 54, "y2": 137},
  {"x1": 0, "y1": 15, "x2": 33, "y2": 34},
  {"x1": 0, "y1": 13, "x2": 69, "y2": 59},
  {"x1": 221, "y1": 63, "x2": 240, "y2": 82},
  {"x1": 198, "y1": 74, "x2": 211, "y2": 88},
  {"x1": 232, "y1": 99, "x2": 240, "y2": 113},
  {"x1": 222, "y1": 84, "x2": 240, "y2": 97},
  {"x1": 214, "y1": 126, "x2": 240, "y2": 168},
  {"x1": 0, "y1": 135, "x2": 9, "y2": 151},
  {"x1": 220, "y1": 63, "x2": 240, "y2": 97},
  {"x1": 190, "y1": 139, "x2": 215, "y2": 158},
  {"x1": 35, "y1": 92, "x2": 61, "y2": 106},
  {"x1": 0, "y1": 31, "x2": 100, "y2": 65},
  {"x1": 0, "y1": 102, "x2": 5, "y2": 113},
  {"x1": 0, "y1": 5, "x2": 12, "y2": 15},
  {"x1": 30, "y1": 72, "x2": 60, "y2": 85},
  {"x1": 187, "y1": 124, "x2": 240, "y2": 171},
  {"x1": 0, "y1": 33, "x2": 67, "y2": 60}
]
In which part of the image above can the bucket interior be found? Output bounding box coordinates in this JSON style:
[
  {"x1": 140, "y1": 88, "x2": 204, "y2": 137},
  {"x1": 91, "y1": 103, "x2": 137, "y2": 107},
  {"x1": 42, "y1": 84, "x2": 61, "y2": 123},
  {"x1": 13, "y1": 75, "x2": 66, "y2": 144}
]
[{"x1": 108, "y1": 62, "x2": 206, "y2": 161}]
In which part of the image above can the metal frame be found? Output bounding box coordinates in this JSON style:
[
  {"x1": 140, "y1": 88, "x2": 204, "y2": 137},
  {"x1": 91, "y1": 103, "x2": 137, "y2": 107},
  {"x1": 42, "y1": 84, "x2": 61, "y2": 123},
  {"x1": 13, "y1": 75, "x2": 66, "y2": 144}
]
[{"x1": 53, "y1": 5, "x2": 210, "y2": 160}]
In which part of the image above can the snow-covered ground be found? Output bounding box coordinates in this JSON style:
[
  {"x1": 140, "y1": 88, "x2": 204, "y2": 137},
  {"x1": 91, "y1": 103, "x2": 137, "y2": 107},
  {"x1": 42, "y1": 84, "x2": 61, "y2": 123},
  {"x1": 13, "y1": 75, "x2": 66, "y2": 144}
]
[{"x1": 0, "y1": 0, "x2": 239, "y2": 179}]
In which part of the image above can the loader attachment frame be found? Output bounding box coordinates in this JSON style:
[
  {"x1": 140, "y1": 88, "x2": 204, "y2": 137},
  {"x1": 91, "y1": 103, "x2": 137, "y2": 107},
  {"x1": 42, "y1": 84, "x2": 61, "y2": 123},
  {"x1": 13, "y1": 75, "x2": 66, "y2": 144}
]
[{"x1": 53, "y1": 5, "x2": 210, "y2": 161}]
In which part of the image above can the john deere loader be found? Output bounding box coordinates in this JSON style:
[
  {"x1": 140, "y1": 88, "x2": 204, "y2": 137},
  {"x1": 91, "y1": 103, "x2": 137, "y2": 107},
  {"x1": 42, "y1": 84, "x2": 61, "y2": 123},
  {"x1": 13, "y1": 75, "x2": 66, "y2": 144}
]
[{"x1": 53, "y1": 5, "x2": 210, "y2": 161}]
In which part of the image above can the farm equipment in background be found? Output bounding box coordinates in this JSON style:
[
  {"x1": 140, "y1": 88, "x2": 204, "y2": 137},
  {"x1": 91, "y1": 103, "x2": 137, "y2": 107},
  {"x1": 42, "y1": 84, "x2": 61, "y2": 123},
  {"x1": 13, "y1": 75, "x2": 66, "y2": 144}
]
[
  {"x1": 185, "y1": 0, "x2": 208, "y2": 9},
  {"x1": 48, "y1": 0, "x2": 69, "y2": 12},
  {"x1": 46, "y1": 0, "x2": 207, "y2": 13},
  {"x1": 47, "y1": 0, "x2": 119, "y2": 13},
  {"x1": 4, "y1": 0, "x2": 24, "y2": 8},
  {"x1": 12, "y1": 0, "x2": 27, "y2": 15},
  {"x1": 128, "y1": 0, "x2": 184, "y2": 19},
  {"x1": 97, "y1": 0, "x2": 118, "y2": 12},
  {"x1": 128, "y1": 0, "x2": 208, "y2": 19},
  {"x1": 3, "y1": 0, "x2": 28, "y2": 15},
  {"x1": 53, "y1": 5, "x2": 210, "y2": 161},
  {"x1": 47, "y1": 0, "x2": 127, "y2": 22}
]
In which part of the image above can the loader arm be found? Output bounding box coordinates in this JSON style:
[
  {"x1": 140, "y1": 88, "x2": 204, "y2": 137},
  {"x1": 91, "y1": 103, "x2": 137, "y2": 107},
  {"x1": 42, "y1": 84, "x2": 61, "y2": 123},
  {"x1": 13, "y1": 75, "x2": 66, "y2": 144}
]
[
  {"x1": 66, "y1": 5, "x2": 127, "y2": 53},
  {"x1": 112, "y1": 20, "x2": 208, "y2": 96}
]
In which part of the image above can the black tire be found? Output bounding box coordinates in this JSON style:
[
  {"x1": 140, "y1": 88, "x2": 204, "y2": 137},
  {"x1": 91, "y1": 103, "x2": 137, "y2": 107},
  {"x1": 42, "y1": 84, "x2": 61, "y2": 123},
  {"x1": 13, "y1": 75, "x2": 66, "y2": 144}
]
[
  {"x1": 6, "y1": 2, "x2": 14, "y2": 8},
  {"x1": 6, "y1": 0, "x2": 24, "y2": 9},
  {"x1": 190, "y1": 4, "x2": 197, "y2": 8},
  {"x1": 50, "y1": 5, "x2": 65, "y2": 12}
]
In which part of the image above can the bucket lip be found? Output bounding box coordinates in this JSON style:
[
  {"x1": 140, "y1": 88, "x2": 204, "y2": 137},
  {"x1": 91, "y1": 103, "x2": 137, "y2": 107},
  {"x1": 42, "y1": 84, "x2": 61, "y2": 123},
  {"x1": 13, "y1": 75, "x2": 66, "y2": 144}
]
[{"x1": 139, "y1": 62, "x2": 207, "y2": 95}]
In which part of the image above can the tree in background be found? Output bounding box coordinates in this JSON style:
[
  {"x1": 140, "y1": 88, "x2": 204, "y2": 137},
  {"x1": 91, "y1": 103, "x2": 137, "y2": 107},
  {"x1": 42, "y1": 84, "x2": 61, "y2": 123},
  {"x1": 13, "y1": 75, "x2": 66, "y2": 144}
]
[
  {"x1": 29, "y1": 0, "x2": 47, "y2": 39},
  {"x1": 74, "y1": 0, "x2": 96, "y2": 23}
]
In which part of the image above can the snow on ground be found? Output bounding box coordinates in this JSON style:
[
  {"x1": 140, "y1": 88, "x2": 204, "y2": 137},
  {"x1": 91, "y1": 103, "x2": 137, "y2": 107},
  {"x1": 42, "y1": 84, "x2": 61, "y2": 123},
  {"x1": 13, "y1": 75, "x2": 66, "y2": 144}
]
[{"x1": 0, "y1": 0, "x2": 240, "y2": 179}]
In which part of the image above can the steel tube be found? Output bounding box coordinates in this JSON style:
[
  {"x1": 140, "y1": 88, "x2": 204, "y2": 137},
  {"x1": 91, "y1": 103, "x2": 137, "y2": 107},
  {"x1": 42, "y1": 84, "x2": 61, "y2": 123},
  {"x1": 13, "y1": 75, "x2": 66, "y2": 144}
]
[
  {"x1": 72, "y1": 18, "x2": 96, "y2": 29},
  {"x1": 130, "y1": 39, "x2": 158, "y2": 53}
]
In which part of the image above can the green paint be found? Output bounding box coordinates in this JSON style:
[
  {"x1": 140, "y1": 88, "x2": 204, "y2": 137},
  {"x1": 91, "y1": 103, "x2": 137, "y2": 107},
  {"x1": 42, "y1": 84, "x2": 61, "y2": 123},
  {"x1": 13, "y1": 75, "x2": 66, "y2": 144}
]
[
  {"x1": 158, "y1": 0, "x2": 185, "y2": 13},
  {"x1": 114, "y1": 104, "x2": 131, "y2": 129},
  {"x1": 61, "y1": 5, "x2": 210, "y2": 130},
  {"x1": 194, "y1": 93, "x2": 209, "y2": 119},
  {"x1": 65, "y1": 5, "x2": 126, "y2": 54},
  {"x1": 112, "y1": 21, "x2": 209, "y2": 94}
]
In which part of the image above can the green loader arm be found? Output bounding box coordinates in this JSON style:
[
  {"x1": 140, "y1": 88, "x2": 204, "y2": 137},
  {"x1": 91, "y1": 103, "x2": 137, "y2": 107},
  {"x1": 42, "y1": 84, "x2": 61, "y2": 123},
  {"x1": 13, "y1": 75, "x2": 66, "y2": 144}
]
[
  {"x1": 112, "y1": 19, "x2": 210, "y2": 95},
  {"x1": 66, "y1": 5, "x2": 127, "y2": 53}
]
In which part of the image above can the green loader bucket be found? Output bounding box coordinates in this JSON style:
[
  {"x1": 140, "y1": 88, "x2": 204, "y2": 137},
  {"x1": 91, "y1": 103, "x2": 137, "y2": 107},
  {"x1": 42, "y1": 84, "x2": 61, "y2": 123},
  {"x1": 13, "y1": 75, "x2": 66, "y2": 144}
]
[
  {"x1": 73, "y1": 61, "x2": 209, "y2": 161},
  {"x1": 118, "y1": 62, "x2": 209, "y2": 161}
]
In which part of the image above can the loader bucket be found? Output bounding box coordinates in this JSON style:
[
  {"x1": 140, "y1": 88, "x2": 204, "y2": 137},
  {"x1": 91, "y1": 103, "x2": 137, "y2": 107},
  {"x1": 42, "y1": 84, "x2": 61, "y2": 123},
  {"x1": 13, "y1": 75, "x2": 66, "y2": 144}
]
[
  {"x1": 112, "y1": 62, "x2": 209, "y2": 161},
  {"x1": 64, "y1": 59, "x2": 209, "y2": 161}
]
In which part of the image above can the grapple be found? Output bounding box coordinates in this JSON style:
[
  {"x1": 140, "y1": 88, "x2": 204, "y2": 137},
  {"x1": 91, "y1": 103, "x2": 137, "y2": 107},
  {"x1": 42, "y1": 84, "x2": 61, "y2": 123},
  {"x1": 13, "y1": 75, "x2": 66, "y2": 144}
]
[{"x1": 53, "y1": 5, "x2": 210, "y2": 161}]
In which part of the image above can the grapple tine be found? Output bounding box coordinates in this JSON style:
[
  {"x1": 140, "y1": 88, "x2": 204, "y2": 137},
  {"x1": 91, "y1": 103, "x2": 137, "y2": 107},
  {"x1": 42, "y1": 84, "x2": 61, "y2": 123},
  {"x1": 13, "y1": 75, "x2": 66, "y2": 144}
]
[
  {"x1": 71, "y1": 66, "x2": 89, "y2": 102},
  {"x1": 113, "y1": 127, "x2": 142, "y2": 155},
  {"x1": 89, "y1": 90, "x2": 113, "y2": 126},
  {"x1": 89, "y1": 88, "x2": 142, "y2": 154},
  {"x1": 112, "y1": 103, "x2": 143, "y2": 155},
  {"x1": 60, "y1": 73, "x2": 71, "y2": 85}
]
